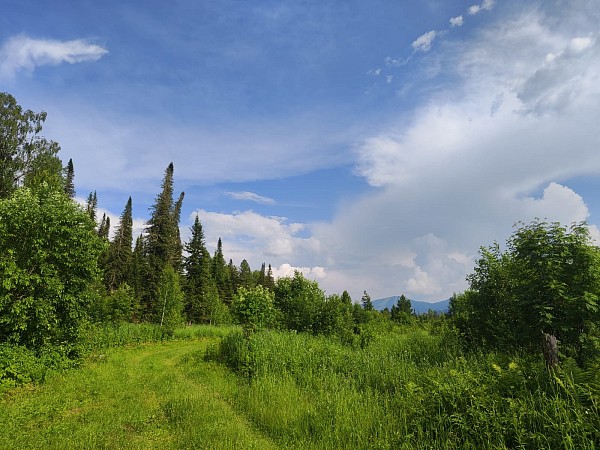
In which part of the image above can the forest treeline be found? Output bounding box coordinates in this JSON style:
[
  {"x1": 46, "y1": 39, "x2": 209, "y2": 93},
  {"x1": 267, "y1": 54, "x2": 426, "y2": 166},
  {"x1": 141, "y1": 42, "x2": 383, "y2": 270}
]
[{"x1": 2, "y1": 91, "x2": 600, "y2": 380}]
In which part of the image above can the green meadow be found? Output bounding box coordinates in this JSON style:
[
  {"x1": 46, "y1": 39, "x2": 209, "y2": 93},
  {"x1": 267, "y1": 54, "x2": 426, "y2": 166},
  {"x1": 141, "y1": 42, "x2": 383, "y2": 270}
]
[{"x1": 2, "y1": 323, "x2": 599, "y2": 449}]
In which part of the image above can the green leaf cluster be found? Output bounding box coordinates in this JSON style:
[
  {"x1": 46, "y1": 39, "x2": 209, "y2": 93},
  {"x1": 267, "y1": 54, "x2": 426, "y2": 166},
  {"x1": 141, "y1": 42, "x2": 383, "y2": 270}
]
[{"x1": 0, "y1": 186, "x2": 105, "y2": 348}]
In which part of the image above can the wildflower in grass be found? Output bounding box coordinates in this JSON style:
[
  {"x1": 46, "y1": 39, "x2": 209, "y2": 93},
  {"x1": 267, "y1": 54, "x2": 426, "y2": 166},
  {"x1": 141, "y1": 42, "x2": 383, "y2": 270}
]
[
  {"x1": 491, "y1": 363, "x2": 502, "y2": 374},
  {"x1": 508, "y1": 361, "x2": 518, "y2": 371}
]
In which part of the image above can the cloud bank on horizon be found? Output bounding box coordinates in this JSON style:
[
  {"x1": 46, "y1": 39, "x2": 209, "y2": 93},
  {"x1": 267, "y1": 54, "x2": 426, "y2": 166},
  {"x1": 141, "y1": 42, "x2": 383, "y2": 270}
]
[{"x1": 2, "y1": 0, "x2": 599, "y2": 302}]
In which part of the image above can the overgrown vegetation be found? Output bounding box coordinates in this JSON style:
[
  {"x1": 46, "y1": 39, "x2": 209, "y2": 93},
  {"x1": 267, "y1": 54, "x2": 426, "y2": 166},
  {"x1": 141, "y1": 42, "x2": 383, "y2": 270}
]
[{"x1": 1, "y1": 92, "x2": 600, "y2": 448}]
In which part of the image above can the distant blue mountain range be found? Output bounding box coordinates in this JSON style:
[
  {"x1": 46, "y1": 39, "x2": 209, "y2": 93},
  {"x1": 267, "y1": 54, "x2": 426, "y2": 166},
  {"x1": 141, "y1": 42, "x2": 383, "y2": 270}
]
[{"x1": 372, "y1": 296, "x2": 450, "y2": 315}]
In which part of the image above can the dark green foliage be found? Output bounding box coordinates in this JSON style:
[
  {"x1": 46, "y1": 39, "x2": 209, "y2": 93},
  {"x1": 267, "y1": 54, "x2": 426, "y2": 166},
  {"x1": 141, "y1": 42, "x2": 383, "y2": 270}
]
[
  {"x1": 391, "y1": 294, "x2": 414, "y2": 323},
  {"x1": 341, "y1": 290, "x2": 352, "y2": 305},
  {"x1": 183, "y1": 216, "x2": 226, "y2": 324},
  {"x1": 254, "y1": 263, "x2": 266, "y2": 288},
  {"x1": 101, "y1": 284, "x2": 136, "y2": 323},
  {"x1": 454, "y1": 220, "x2": 600, "y2": 366},
  {"x1": 0, "y1": 186, "x2": 105, "y2": 349},
  {"x1": 103, "y1": 197, "x2": 133, "y2": 292},
  {"x1": 97, "y1": 213, "x2": 110, "y2": 240},
  {"x1": 361, "y1": 291, "x2": 374, "y2": 311},
  {"x1": 0, "y1": 93, "x2": 61, "y2": 199},
  {"x1": 265, "y1": 264, "x2": 275, "y2": 290},
  {"x1": 238, "y1": 259, "x2": 254, "y2": 290},
  {"x1": 143, "y1": 163, "x2": 185, "y2": 319},
  {"x1": 172, "y1": 191, "x2": 185, "y2": 272},
  {"x1": 212, "y1": 238, "x2": 233, "y2": 306},
  {"x1": 63, "y1": 158, "x2": 75, "y2": 198},
  {"x1": 86, "y1": 191, "x2": 98, "y2": 222},
  {"x1": 146, "y1": 163, "x2": 183, "y2": 270},
  {"x1": 228, "y1": 259, "x2": 240, "y2": 293}
]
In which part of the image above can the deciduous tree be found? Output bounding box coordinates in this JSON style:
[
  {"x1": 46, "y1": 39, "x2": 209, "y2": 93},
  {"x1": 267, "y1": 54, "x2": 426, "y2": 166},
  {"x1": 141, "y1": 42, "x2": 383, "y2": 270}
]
[{"x1": 0, "y1": 186, "x2": 105, "y2": 348}]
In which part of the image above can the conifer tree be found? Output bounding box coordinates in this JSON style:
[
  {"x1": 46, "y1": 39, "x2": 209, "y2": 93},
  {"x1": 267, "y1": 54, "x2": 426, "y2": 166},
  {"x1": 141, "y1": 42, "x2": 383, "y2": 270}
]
[
  {"x1": 184, "y1": 215, "x2": 216, "y2": 322},
  {"x1": 98, "y1": 213, "x2": 110, "y2": 240},
  {"x1": 146, "y1": 163, "x2": 183, "y2": 268},
  {"x1": 144, "y1": 162, "x2": 185, "y2": 319},
  {"x1": 266, "y1": 264, "x2": 275, "y2": 290},
  {"x1": 212, "y1": 238, "x2": 233, "y2": 306},
  {"x1": 341, "y1": 290, "x2": 352, "y2": 305},
  {"x1": 64, "y1": 158, "x2": 75, "y2": 198},
  {"x1": 104, "y1": 197, "x2": 133, "y2": 292},
  {"x1": 172, "y1": 191, "x2": 185, "y2": 272},
  {"x1": 361, "y1": 290, "x2": 374, "y2": 311},
  {"x1": 239, "y1": 259, "x2": 254, "y2": 290},
  {"x1": 255, "y1": 262, "x2": 267, "y2": 287},
  {"x1": 228, "y1": 259, "x2": 240, "y2": 293},
  {"x1": 86, "y1": 191, "x2": 98, "y2": 222}
]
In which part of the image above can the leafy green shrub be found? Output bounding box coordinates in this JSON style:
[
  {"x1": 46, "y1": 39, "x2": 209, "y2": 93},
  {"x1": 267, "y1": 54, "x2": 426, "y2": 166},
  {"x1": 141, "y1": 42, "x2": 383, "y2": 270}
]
[
  {"x1": 0, "y1": 344, "x2": 45, "y2": 392},
  {"x1": 232, "y1": 285, "x2": 275, "y2": 334},
  {"x1": 0, "y1": 186, "x2": 105, "y2": 349}
]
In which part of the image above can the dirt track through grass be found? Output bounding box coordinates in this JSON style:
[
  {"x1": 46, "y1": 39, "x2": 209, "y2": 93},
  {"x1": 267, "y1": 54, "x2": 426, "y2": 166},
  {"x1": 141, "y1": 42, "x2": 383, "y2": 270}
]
[{"x1": 0, "y1": 339, "x2": 277, "y2": 449}]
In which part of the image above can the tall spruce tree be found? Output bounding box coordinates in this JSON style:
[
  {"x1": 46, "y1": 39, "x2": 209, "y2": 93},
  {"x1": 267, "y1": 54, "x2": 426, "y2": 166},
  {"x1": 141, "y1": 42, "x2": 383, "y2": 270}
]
[
  {"x1": 64, "y1": 158, "x2": 75, "y2": 198},
  {"x1": 255, "y1": 262, "x2": 267, "y2": 288},
  {"x1": 266, "y1": 264, "x2": 275, "y2": 290},
  {"x1": 104, "y1": 197, "x2": 133, "y2": 292},
  {"x1": 228, "y1": 259, "x2": 240, "y2": 293},
  {"x1": 172, "y1": 191, "x2": 185, "y2": 272},
  {"x1": 212, "y1": 238, "x2": 233, "y2": 306},
  {"x1": 98, "y1": 213, "x2": 110, "y2": 240},
  {"x1": 144, "y1": 162, "x2": 185, "y2": 319},
  {"x1": 361, "y1": 291, "x2": 374, "y2": 311},
  {"x1": 239, "y1": 259, "x2": 254, "y2": 290},
  {"x1": 86, "y1": 191, "x2": 98, "y2": 223},
  {"x1": 184, "y1": 215, "x2": 216, "y2": 322}
]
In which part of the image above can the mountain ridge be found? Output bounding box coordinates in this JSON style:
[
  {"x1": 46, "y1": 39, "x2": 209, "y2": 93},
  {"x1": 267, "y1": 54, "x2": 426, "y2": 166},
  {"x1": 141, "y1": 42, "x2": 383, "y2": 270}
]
[{"x1": 372, "y1": 296, "x2": 450, "y2": 314}]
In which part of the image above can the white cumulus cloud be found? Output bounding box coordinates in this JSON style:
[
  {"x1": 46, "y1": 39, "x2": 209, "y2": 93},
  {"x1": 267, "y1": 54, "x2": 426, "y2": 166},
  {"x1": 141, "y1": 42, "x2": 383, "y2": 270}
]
[
  {"x1": 190, "y1": 208, "x2": 320, "y2": 266},
  {"x1": 314, "y1": 3, "x2": 600, "y2": 301}
]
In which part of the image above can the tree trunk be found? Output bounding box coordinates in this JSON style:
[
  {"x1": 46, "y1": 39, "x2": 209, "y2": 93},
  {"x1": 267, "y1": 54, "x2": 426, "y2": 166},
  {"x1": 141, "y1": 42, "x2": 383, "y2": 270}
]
[{"x1": 541, "y1": 333, "x2": 559, "y2": 369}]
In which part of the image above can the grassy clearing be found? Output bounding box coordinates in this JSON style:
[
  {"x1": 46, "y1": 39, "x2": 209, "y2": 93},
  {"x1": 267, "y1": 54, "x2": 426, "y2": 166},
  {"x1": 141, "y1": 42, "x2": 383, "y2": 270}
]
[
  {"x1": 2, "y1": 324, "x2": 599, "y2": 449},
  {"x1": 213, "y1": 325, "x2": 600, "y2": 449},
  {"x1": 0, "y1": 337, "x2": 275, "y2": 450}
]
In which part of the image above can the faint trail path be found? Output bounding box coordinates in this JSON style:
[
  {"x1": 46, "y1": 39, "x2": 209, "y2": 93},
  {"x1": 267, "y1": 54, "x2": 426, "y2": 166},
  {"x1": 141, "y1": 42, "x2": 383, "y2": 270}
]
[{"x1": 0, "y1": 339, "x2": 278, "y2": 449}]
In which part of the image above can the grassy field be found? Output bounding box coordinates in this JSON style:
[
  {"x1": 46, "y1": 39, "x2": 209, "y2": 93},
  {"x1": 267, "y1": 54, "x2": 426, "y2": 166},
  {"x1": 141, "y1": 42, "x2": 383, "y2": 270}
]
[
  {"x1": 0, "y1": 337, "x2": 276, "y2": 449},
  {"x1": 1, "y1": 324, "x2": 599, "y2": 449}
]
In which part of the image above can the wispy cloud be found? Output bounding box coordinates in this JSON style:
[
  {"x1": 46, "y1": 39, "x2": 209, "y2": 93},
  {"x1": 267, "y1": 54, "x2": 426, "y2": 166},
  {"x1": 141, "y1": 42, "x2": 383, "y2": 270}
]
[
  {"x1": 0, "y1": 35, "x2": 108, "y2": 79},
  {"x1": 412, "y1": 30, "x2": 437, "y2": 53},
  {"x1": 226, "y1": 191, "x2": 276, "y2": 205}
]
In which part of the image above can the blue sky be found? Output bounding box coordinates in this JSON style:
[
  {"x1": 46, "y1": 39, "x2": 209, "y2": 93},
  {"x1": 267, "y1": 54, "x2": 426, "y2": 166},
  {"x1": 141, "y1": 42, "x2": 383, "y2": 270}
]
[{"x1": 2, "y1": 0, "x2": 600, "y2": 302}]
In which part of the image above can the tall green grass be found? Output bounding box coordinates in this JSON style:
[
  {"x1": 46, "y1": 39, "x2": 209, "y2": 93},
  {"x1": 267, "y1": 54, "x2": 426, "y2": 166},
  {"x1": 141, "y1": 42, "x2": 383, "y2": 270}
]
[
  {"x1": 0, "y1": 339, "x2": 277, "y2": 449},
  {"x1": 213, "y1": 325, "x2": 600, "y2": 449},
  {"x1": 1, "y1": 323, "x2": 242, "y2": 394}
]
